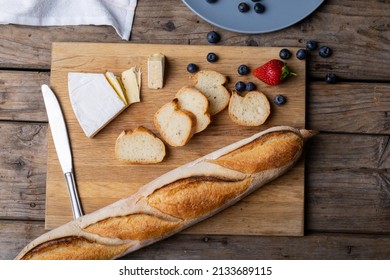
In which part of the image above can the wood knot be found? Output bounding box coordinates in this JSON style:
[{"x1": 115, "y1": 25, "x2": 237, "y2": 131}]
[
  {"x1": 164, "y1": 21, "x2": 176, "y2": 32},
  {"x1": 17, "y1": 124, "x2": 43, "y2": 142},
  {"x1": 13, "y1": 157, "x2": 26, "y2": 169}
]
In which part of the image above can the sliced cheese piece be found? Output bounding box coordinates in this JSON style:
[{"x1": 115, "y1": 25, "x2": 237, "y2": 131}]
[
  {"x1": 105, "y1": 72, "x2": 128, "y2": 104},
  {"x1": 68, "y1": 72, "x2": 127, "y2": 138},
  {"x1": 147, "y1": 53, "x2": 165, "y2": 89},
  {"x1": 121, "y1": 67, "x2": 141, "y2": 104}
]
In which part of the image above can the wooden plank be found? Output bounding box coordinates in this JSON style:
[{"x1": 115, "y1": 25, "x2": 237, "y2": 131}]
[
  {"x1": 0, "y1": 220, "x2": 46, "y2": 260},
  {"x1": 0, "y1": 25, "x2": 120, "y2": 69},
  {"x1": 306, "y1": 133, "x2": 390, "y2": 233},
  {"x1": 308, "y1": 83, "x2": 390, "y2": 134},
  {"x1": 0, "y1": 1, "x2": 389, "y2": 82},
  {"x1": 0, "y1": 71, "x2": 49, "y2": 122},
  {"x1": 2, "y1": 220, "x2": 389, "y2": 260},
  {"x1": 45, "y1": 42, "x2": 306, "y2": 236},
  {"x1": 0, "y1": 121, "x2": 47, "y2": 220},
  {"x1": 124, "y1": 233, "x2": 390, "y2": 260}
]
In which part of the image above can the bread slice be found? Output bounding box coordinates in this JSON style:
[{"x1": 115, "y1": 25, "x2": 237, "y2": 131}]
[
  {"x1": 115, "y1": 126, "x2": 166, "y2": 164},
  {"x1": 228, "y1": 90, "x2": 271, "y2": 126},
  {"x1": 175, "y1": 86, "x2": 211, "y2": 134},
  {"x1": 193, "y1": 70, "x2": 230, "y2": 116},
  {"x1": 154, "y1": 99, "x2": 197, "y2": 146}
]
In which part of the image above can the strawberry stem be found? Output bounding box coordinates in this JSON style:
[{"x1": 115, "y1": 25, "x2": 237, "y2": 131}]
[{"x1": 281, "y1": 64, "x2": 296, "y2": 80}]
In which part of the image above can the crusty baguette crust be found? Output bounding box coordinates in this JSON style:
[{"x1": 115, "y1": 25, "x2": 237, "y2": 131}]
[{"x1": 16, "y1": 126, "x2": 314, "y2": 260}]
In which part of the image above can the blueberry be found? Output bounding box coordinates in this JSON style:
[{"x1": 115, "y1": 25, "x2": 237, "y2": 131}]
[
  {"x1": 235, "y1": 81, "x2": 246, "y2": 92},
  {"x1": 254, "y1": 3, "x2": 266, "y2": 13},
  {"x1": 238, "y1": 2, "x2": 250, "y2": 13},
  {"x1": 319, "y1": 46, "x2": 332, "y2": 58},
  {"x1": 207, "y1": 52, "x2": 218, "y2": 62},
  {"x1": 306, "y1": 40, "x2": 318, "y2": 51},
  {"x1": 296, "y1": 48, "x2": 308, "y2": 60},
  {"x1": 206, "y1": 0, "x2": 218, "y2": 3},
  {"x1": 325, "y1": 73, "x2": 338, "y2": 84},
  {"x1": 187, "y1": 63, "x2": 198, "y2": 73},
  {"x1": 237, "y1": 64, "x2": 250, "y2": 75},
  {"x1": 279, "y1": 48, "x2": 292, "y2": 60},
  {"x1": 274, "y1": 95, "x2": 287, "y2": 106},
  {"x1": 245, "y1": 82, "x2": 257, "y2": 91},
  {"x1": 207, "y1": 31, "x2": 221, "y2": 44}
]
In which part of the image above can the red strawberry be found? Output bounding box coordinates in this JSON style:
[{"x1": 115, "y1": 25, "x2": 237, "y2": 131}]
[{"x1": 253, "y1": 59, "x2": 296, "y2": 86}]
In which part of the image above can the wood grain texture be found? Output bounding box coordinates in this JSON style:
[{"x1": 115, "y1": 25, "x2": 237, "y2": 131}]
[
  {"x1": 45, "y1": 42, "x2": 306, "y2": 236},
  {"x1": 0, "y1": 220, "x2": 46, "y2": 260},
  {"x1": 2, "y1": 220, "x2": 389, "y2": 260},
  {"x1": 306, "y1": 133, "x2": 390, "y2": 233},
  {"x1": 0, "y1": 24, "x2": 120, "y2": 69},
  {"x1": 0, "y1": 121, "x2": 47, "y2": 220},
  {"x1": 308, "y1": 82, "x2": 390, "y2": 134},
  {"x1": 0, "y1": 71, "x2": 49, "y2": 122},
  {"x1": 124, "y1": 233, "x2": 390, "y2": 260},
  {"x1": 1, "y1": 0, "x2": 390, "y2": 261},
  {"x1": 0, "y1": 0, "x2": 389, "y2": 81}
]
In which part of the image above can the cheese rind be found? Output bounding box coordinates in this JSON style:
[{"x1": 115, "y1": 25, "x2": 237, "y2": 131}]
[
  {"x1": 147, "y1": 53, "x2": 165, "y2": 89},
  {"x1": 105, "y1": 72, "x2": 128, "y2": 104},
  {"x1": 68, "y1": 72, "x2": 127, "y2": 138},
  {"x1": 121, "y1": 67, "x2": 141, "y2": 104}
]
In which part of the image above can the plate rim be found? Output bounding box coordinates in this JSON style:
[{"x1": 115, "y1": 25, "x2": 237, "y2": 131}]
[{"x1": 182, "y1": 0, "x2": 325, "y2": 34}]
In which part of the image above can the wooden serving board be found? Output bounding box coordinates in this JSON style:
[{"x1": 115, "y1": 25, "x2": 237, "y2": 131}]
[{"x1": 46, "y1": 42, "x2": 306, "y2": 236}]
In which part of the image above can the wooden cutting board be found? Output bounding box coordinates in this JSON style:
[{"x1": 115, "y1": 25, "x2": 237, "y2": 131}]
[{"x1": 46, "y1": 42, "x2": 306, "y2": 236}]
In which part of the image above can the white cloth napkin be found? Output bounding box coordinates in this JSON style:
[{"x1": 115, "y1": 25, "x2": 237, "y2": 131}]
[{"x1": 0, "y1": 0, "x2": 137, "y2": 40}]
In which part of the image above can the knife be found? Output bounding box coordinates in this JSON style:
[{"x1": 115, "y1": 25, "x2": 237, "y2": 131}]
[{"x1": 41, "y1": 84, "x2": 83, "y2": 219}]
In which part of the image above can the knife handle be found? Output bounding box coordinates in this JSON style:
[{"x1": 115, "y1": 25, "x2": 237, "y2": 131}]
[{"x1": 64, "y1": 172, "x2": 83, "y2": 219}]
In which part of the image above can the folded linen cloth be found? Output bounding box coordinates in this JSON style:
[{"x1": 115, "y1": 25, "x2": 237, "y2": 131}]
[{"x1": 0, "y1": 0, "x2": 137, "y2": 40}]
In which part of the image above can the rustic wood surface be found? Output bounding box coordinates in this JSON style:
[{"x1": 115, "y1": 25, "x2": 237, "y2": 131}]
[{"x1": 0, "y1": 0, "x2": 389, "y2": 260}]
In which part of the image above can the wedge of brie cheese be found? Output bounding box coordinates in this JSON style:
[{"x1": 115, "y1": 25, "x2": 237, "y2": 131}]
[
  {"x1": 68, "y1": 72, "x2": 127, "y2": 138},
  {"x1": 148, "y1": 53, "x2": 165, "y2": 89}
]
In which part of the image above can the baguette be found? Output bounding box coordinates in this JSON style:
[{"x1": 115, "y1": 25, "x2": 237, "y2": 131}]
[{"x1": 15, "y1": 126, "x2": 315, "y2": 260}]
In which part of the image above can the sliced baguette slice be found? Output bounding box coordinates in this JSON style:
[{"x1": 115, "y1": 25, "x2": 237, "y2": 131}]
[
  {"x1": 175, "y1": 86, "x2": 211, "y2": 134},
  {"x1": 115, "y1": 126, "x2": 166, "y2": 164},
  {"x1": 193, "y1": 70, "x2": 230, "y2": 116},
  {"x1": 228, "y1": 90, "x2": 271, "y2": 126},
  {"x1": 154, "y1": 99, "x2": 196, "y2": 147}
]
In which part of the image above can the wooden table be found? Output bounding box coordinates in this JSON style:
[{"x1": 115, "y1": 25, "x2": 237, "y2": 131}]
[{"x1": 1, "y1": 0, "x2": 389, "y2": 260}]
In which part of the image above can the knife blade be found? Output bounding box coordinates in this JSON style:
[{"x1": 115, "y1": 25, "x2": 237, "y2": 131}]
[{"x1": 41, "y1": 84, "x2": 83, "y2": 219}]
